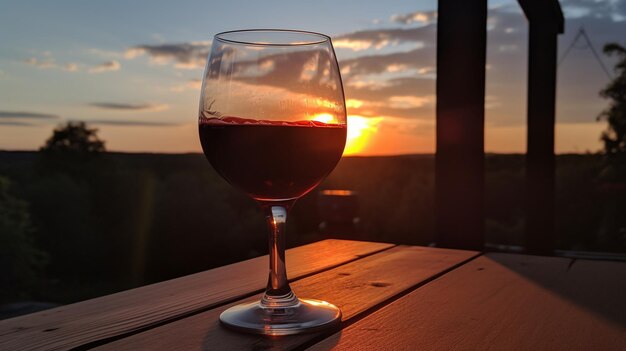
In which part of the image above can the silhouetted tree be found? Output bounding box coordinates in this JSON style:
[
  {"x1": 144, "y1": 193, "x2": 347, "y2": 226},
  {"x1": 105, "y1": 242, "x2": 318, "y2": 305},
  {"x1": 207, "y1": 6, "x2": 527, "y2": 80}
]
[
  {"x1": 38, "y1": 121, "x2": 108, "y2": 178},
  {"x1": 41, "y1": 121, "x2": 105, "y2": 154},
  {"x1": 598, "y1": 43, "x2": 626, "y2": 158}
]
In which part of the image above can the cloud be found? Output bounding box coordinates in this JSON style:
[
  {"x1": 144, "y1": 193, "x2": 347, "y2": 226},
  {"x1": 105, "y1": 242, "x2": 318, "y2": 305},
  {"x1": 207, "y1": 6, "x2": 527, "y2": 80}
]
[
  {"x1": 340, "y1": 47, "x2": 436, "y2": 78},
  {"x1": 200, "y1": 47, "x2": 347, "y2": 105},
  {"x1": 0, "y1": 121, "x2": 35, "y2": 126},
  {"x1": 64, "y1": 63, "x2": 79, "y2": 72},
  {"x1": 186, "y1": 4, "x2": 626, "y2": 128},
  {"x1": 351, "y1": 105, "x2": 433, "y2": 120},
  {"x1": 89, "y1": 102, "x2": 169, "y2": 111},
  {"x1": 0, "y1": 110, "x2": 58, "y2": 127},
  {"x1": 170, "y1": 78, "x2": 202, "y2": 92},
  {"x1": 561, "y1": 0, "x2": 626, "y2": 21},
  {"x1": 327, "y1": 5, "x2": 534, "y2": 125},
  {"x1": 22, "y1": 56, "x2": 79, "y2": 72},
  {"x1": 333, "y1": 25, "x2": 435, "y2": 51},
  {"x1": 22, "y1": 52, "x2": 120, "y2": 74},
  {"x1": 185, "y1": 6, "x2": 525, "y2": 123},
  {"x1": 125, "y1": 42, "x2": 210, "y2": 69},
  {"x1": 89, "y1": 60, "x2": 121, "y2": 73},
  {"x1": 23, "y1": 57, "x2": 55, "y2": 69},
  {"x1": 345, "y1": 77, "x2": 434, "y2": 101},
  {"x1": 391, "y1": 10, "x2": 437, "y2": 25},
  {"x1": 85, "y1": 119, "x2": 179, "y2": 127},
  {"x1": 327, "y1": 5, "x2": 531, "y2": 124},
  {"x1": 388, "y1": 95, "x2": 434, "y2": 109},
  {"x1": 0, "y1": 111, "x2": 59, "y2": 119}
]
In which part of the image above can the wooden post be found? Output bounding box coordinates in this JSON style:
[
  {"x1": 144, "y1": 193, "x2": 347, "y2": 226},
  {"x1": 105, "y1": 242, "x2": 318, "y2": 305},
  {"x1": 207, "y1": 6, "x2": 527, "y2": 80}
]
[
  {"x1": 435, "y1": 0, "x2": 487, "y2": 250},
  {"x1": 519, "y1": 0, "x2": 564, "y2": 255}
]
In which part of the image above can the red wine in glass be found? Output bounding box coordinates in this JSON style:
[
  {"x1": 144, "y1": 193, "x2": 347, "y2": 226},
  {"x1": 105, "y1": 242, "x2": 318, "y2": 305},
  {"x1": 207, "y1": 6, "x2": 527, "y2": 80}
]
[{"x1": 199, "y1": 116, "x2": 346, "y2": 201}]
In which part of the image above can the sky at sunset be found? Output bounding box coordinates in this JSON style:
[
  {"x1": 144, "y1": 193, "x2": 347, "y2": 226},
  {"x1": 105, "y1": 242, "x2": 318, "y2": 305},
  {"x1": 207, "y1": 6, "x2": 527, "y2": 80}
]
[{"x1": 1, "y1": 0, "x2": 625, "y2": 155}]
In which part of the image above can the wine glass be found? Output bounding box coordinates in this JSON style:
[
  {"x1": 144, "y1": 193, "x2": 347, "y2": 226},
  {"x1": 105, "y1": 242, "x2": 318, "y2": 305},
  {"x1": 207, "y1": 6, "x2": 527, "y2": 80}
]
[{"x1": 198, "y1": 29, "x2": 347, "y2": 335}]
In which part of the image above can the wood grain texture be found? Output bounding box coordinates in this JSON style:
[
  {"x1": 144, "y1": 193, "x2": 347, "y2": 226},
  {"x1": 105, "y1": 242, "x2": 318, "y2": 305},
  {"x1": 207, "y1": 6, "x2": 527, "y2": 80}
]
[
  {"x1": 310, "y1": 253, "x2": 626, "y2": 351},
  {"x1": 0, "y1": 239, "x2": 393, "y2": 351},
  {"x1": 94, "y1": 246, "x2": 479, "y2": 351}
]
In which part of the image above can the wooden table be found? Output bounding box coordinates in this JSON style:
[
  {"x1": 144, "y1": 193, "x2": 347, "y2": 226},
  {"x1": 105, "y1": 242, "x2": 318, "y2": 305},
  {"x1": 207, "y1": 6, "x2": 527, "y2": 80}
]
[{"x1": 1, "y1": 239, "x2": 625, "y2": 350}]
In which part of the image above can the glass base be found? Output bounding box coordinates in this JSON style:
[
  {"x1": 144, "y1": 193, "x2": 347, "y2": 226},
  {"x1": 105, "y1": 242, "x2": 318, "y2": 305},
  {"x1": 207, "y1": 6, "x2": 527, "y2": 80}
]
[{"x1": 219, "y1": 298, "x2": 342, "y2": 336}]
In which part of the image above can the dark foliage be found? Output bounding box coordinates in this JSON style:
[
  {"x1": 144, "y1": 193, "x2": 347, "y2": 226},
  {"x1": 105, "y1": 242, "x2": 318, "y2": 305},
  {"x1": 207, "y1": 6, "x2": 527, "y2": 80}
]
[
  {"x1": 598, "y1": 43, "x2": 626, "y2": 157},
  {"x1": 594, "y1": 43, "x2": 626, "y2": 250},
  {"x1": 0, "y1": 177, "x2": 47, "y2": 304}
]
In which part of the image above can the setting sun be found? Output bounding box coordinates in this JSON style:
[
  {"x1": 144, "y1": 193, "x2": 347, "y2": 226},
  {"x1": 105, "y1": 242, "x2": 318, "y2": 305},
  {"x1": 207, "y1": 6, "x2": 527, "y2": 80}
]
[
  {"x1": 312, "y1": 113, "x2": 382, "y2": 155},
  {"x1": 312, "y1": 113, "x2": 336, "y2": 124},
  {"x1": 344, "y1": 115, "x2": 382, "y2": 155}
]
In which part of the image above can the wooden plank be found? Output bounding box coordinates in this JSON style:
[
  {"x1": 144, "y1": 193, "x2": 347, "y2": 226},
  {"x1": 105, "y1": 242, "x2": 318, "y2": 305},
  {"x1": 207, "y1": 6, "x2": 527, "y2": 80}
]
[
  {"x1": 0, "y1": 239, "x2": 393, "y2": 351},
  {"x1": 93, "y1": 246, "x2": 479, "y2": 351},
  {"x1": 310, "y1": 253, "x2": 626, "y2": 350}
]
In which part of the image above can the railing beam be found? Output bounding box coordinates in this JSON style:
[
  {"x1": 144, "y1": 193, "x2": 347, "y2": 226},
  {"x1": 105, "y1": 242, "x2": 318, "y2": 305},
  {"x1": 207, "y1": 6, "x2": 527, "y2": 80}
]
[
  {"x1": 435, "y1": 0, "x2": 487, "y2": 250},
  {"x1": 519, "y1": 0, "x2": 564, "y2": 255}
]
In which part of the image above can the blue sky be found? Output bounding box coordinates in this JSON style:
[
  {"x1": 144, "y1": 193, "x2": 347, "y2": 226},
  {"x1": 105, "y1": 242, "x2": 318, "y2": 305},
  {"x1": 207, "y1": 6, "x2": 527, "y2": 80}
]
[{"x1": 1, "y1": 0, "x2": 625, "y2": 154}]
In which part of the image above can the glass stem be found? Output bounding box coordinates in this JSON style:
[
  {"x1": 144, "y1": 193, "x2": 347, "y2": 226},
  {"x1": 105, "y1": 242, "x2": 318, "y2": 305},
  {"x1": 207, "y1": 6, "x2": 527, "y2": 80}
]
[{"x1": 260, "y1": 203, "x2": 299, "y2": 309}]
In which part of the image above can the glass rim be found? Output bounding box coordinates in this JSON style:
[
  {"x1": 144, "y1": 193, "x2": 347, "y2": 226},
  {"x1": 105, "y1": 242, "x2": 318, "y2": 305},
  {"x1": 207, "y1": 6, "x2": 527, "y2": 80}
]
[{"x1": 214, "y1": 29, "x2": 331, "y2": 47}]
